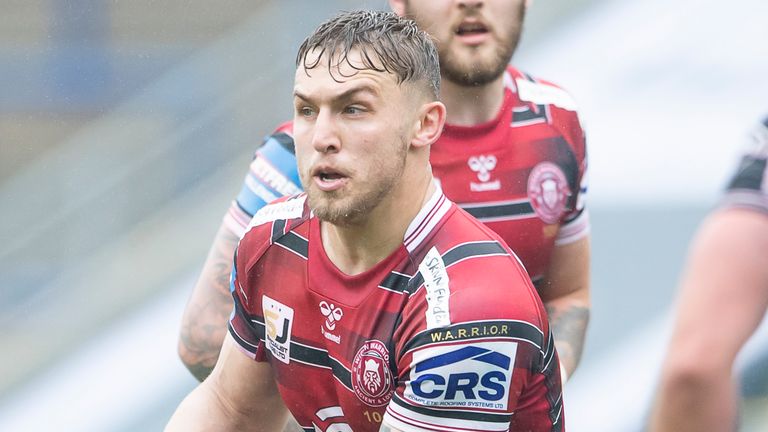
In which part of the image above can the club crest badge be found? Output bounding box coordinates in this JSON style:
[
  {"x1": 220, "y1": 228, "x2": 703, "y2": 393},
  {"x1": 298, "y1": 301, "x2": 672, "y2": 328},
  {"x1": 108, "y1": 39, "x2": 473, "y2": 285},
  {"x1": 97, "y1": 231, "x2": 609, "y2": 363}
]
[
  {"x1": 527, "y1": 162, "x2": 571, "y2": 224},
  {"x1": 351, "y1": 340, "x2": 393, "y2": 407}
]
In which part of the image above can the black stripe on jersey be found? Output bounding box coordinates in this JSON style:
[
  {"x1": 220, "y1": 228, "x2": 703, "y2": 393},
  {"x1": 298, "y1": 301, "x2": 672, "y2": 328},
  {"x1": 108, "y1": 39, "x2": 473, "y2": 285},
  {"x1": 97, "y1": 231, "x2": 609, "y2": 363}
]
[
  {"x1": 562, "y1": 206, "x2": 586, "y2": 224},
  {"x1": 512, "y1": 104, "x2": 548, "y2": 125},
  {"x1": 379, "y1": 271, "x2": 412, "y2": 293},
  {"x1": 329, "y1": 356, "x2": 353, "y2": 391},
  {"x1": 274, "y1": 232, "x2": 309, "y2": 259},
  {"x1": 271, "y1": 219, "x2": 287, "y2": 243},
  {"x1": 401, "y1": 320, "x2": 544, "y2": 355},
  {"x1": 549, "y1": 393, "x2": 564, "y2": 432},
  {"x1": 405, "y1": 241, "x2": 509, "y2": 294},
  {"x1": 541, "y1": 328, "x2": 556, "y2": 374},
  {"x1": 272, "y1": 132, "x2": 295, "y2": 154},
  {"x1": 727, "y1": 156, "x2": 767, "y2": 191},
  {"x1": 289, "y1": 341, "x2": 331, "y2": 369},
  {"x1": 390, "y1": 393, "x2": 512, "y2": 424},
  {"x1": 442, "y1": 241, "x2": 508, "y2": 266},
  {"x1": 540, "y1": 326, "x2": 563, "y2": 432},
  {"x1": 461, "y1": 201, "x2": 534, "y2": 220},
  {"x1": 228, "y1": 322, "x2": 259, "y2": 351},
  {"x1": 544, "y1": 360, "x2": 564, "y2": 430},
  {"x1": 286, "y1": 343, "x2": 355, "y2": 392},
  {"x1": 522, "y1": 72, "x2": 536, "y2": 82},
  {"x1": 246, "y1": 312, "x2": 267, "y2": 341}
]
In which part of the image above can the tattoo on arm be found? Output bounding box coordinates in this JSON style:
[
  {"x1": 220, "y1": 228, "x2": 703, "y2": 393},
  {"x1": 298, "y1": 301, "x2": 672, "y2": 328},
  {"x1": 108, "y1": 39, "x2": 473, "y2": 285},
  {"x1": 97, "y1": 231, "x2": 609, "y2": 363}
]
[
  {"x1": 545, "y1": 304, "x2": 590, "y2": 375},
  {"x1": 179, "y1": 229, "x2": 239, "y2": 381}
]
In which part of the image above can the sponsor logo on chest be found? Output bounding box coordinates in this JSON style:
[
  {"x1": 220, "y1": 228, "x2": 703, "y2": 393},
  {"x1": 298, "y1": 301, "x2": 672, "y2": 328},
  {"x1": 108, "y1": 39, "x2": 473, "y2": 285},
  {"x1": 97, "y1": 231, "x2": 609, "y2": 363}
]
[
  {"x1": 319, "y1": 301, "x2": 343, "y2": 344},
  {"x1": 262, "y1": 295, "x2": 294, "y2": 364},
  {"x1": 468, "y1": 155, "x2": 501, "y2": 192}
]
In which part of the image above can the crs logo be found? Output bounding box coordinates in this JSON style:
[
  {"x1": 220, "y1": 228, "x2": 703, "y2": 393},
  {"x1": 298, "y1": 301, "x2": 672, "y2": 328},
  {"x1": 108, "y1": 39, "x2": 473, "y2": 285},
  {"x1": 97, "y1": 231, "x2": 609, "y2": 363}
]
[
  {"x1": 468, "y1": 155, "x2": 497, "y2": 182},
  {"x1": 405, "y1": 342, "x2": 517, "y2": 410}
]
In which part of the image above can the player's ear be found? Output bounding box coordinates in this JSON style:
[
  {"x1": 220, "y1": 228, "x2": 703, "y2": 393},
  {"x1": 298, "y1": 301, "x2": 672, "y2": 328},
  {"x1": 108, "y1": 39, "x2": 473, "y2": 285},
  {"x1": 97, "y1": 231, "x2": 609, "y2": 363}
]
[
  {"x1": 389, "y1": 0, "x2": 406, "y2": 17},
  {"x1": 411, "y1": 100, "x2": 446, "y2": 149}
]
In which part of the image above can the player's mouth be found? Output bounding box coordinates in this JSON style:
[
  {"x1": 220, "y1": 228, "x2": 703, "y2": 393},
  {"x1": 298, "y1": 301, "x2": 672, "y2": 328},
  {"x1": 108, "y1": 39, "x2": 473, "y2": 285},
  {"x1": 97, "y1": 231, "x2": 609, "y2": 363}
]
[
  {"x1": 312, "y1": 166, "x2": 349, "y2": 192},
  {"x1": 455, "y1": 20, "x2": 491, "y2": 46}
]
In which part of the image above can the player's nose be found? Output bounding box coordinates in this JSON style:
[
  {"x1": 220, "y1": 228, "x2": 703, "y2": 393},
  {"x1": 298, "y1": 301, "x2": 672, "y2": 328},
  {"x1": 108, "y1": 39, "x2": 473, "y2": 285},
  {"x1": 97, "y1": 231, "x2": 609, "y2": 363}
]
[
  {"x1": 311, "y1": 110, "x2": 341, "y2": 154},
  {"x1": 457, "y1": 0, "x2": 484, "y2": 10}
]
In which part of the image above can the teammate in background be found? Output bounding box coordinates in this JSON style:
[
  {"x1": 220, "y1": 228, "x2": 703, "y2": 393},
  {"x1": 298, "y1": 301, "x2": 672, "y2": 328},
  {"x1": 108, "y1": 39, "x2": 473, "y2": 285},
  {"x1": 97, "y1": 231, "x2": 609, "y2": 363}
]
[
  {"x1": 166, "y1": 11, "x2": 564, "y2": 431},
  {"x1": 649, "y1": 117, "x2": 768, "y2": 432},
  {"x1": 179, "y1": 0, "x2": 590, "y2": 383}
]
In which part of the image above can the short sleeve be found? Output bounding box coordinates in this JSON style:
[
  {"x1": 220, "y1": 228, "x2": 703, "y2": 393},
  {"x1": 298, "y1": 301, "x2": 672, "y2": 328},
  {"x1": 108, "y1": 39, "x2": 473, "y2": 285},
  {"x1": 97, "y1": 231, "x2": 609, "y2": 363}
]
[
  {"x1": 227, "y1": 229, "x2": 270, "y2": 361},
  {"x1": 556, "y1": 104, "x2": 590, "y2": 246}
]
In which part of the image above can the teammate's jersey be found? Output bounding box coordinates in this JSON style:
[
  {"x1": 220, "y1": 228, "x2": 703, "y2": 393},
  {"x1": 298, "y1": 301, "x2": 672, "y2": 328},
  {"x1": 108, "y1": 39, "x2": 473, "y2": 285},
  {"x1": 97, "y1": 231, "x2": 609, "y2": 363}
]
[
  {"x1": 229, "y1": 190, "x2": 563, "y2": 432},
  {"x1": 223, "y1": 66, "x2": 589, "y2": 284},
  {"x1": 720, "y1": 116, "x2": 768, "y2": 214}
]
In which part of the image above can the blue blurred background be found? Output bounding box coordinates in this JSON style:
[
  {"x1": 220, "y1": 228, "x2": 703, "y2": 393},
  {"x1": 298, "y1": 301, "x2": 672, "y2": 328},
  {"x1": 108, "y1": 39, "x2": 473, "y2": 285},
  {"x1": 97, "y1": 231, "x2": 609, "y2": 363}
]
[{"x1": 1, "y1": 0, "x2": 767, "y2": 430}]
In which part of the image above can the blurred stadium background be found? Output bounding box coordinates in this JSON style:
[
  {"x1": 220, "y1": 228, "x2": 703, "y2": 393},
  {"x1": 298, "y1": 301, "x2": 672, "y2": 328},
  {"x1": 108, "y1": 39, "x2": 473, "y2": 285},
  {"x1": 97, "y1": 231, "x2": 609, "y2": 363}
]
[{"x1": 0, "y1": 0, "x2": 766, "y2": 430}]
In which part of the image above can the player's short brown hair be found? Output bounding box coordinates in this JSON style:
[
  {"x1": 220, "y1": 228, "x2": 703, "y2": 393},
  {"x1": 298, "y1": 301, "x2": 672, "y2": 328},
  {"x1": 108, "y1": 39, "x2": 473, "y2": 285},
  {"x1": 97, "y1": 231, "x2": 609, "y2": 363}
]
[{"x1": 296, "y1": 10, "x2": 440, "y2": 100}]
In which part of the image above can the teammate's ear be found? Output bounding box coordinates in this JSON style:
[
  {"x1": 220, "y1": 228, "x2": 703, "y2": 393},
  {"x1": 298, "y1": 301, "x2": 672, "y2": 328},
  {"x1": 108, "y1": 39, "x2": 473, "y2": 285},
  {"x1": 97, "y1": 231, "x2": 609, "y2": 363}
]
[
  {"x1": 411, "y1": 101, "x2": 446, "y2": 149},
  {"x1": 389, "y1": 0, "x2": 406, "y2": 17}
]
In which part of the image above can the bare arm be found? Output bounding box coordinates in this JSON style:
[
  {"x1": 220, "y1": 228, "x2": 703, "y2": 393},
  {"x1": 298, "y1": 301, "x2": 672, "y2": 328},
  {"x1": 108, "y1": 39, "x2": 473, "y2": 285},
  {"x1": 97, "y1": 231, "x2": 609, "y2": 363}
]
[
  {"x1": 540, "y1": 235, "x2": 591, "y2": 379},
  {"x1": 178, "y1": 223, "x2": 239, "y2": 381},
  {"x1": 166, "y1": 333, "x2": 289, "y2": 431},
  {"x1": 649, "y1": 209, "x2": 768, "y2": 432}
]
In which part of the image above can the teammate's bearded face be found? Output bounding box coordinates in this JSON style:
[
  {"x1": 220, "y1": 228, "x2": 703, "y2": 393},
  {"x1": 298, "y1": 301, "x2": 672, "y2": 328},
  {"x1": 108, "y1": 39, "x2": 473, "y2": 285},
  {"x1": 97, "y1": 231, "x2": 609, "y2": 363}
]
[
  {"x1": 292, "y1": 50, "x2": 412, "y2": 226},
  {"x1": 400, "y1": 0, "x2": 525, "y2": 86}
]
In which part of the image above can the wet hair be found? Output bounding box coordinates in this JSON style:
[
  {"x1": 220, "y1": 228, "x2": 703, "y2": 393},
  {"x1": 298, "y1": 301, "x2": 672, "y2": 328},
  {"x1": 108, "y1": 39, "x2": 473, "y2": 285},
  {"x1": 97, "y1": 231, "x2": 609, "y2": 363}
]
[{"x1": 296, "y1": 10, "x2": 440, "y2": 100}]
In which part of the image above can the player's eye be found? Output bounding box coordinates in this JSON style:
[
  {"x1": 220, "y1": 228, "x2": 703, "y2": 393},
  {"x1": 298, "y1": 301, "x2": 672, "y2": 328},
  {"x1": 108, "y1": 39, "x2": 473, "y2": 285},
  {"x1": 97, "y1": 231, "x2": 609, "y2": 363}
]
[
  {"x1": 298, "y1": 106, "x2": 315, "y2": 117},
  {"x1": 343, "y1": 105, "x2": 364, "y2": 115}
]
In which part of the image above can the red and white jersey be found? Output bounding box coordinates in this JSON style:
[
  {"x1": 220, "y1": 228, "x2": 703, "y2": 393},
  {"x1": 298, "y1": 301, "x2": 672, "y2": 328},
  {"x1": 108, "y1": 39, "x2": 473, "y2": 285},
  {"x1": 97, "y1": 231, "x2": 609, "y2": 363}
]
[
  {"x1": 222, "y1": 66, "x2": 588, "y2": 284},
  {"x1": 431, "y1": 66, "x2": 589, "y2": 283},
  {"x1": 720, "y1": 116, "x2": 768, "y2": 214},
  {"x1": 229, "y1": 189, "x2": 563, "y2": 432}
]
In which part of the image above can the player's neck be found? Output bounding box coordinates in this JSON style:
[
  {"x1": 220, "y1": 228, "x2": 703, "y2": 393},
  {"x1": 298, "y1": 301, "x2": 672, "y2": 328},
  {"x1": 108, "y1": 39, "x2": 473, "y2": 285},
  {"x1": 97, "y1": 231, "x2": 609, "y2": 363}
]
[
  {"x1": 440, "y1": 74, "x2": 506, "y2": 127},
  {"x1": 321, "y1": 172, "x2": 436, "y2": 276}
]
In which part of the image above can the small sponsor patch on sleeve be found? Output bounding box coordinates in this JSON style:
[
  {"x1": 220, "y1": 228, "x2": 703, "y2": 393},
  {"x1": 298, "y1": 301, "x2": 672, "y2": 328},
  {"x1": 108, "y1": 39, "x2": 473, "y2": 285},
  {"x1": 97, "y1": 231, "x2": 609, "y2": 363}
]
[
  {"x1": 246, "y1": 195, "x2": 306, "y2": 232},
  {"x1": 404, "y1": 341, "x2": 517, "y2": 411},
  {"x1": 262, "y1": 295, "x2": 294, "y2": 364},
  {"x1": 418, "y1": 247, "x2": 451, "y2": 329},
  {"x1": 516, "y1": 78, "x2": 578, "y2": 111}
]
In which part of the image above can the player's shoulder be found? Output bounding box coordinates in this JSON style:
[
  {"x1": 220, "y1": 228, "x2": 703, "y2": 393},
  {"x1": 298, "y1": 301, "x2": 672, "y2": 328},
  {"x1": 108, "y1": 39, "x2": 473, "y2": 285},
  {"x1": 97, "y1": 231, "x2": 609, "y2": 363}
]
[
  {"x1": 240, "y1": 193, "x2": 310, "y2": 248},
  {"x1": 402, "y1": 236, "x2": 549, "y2": 375},
  {"x1": 506, "y1": 65, "x2": 579, "y2": 113},
  {"x1": 415, "y1": 207, "x2": 544, "y2": 322}
]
